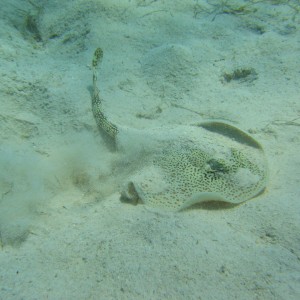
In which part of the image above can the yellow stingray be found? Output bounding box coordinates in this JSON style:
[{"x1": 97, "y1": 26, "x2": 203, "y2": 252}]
[{"x1": 91, "y1": 48, "x2": 268, "y2": 211}]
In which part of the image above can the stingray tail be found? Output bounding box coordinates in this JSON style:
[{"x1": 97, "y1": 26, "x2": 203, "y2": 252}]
[{"x1": 92, "y1": 47, "x2": 119, "y2": 140}]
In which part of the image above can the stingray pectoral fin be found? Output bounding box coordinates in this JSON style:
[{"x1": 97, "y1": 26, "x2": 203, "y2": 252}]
[
  {"x1": 120, "y1": 181, "x2": 141, "y2": 205},
  {"x1": 198, "y1": 121, "x2": 263, "y2": 150},
  {"x1": 177, "y1": 192, "x2": 234, "y2": 211}
]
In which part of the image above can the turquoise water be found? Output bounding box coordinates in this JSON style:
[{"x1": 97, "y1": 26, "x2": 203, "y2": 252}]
[{"x1": 0, "y1": 1, "x2": 299, "y2": 299}]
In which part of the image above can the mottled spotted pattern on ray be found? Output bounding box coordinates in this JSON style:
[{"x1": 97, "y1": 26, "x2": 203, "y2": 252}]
[{"x1": 91, "y1": 48, "x2": 268, "y2": 211}]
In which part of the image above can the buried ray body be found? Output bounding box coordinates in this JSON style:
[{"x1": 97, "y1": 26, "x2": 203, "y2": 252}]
[{"x1": 91, "y1": 48, "x2": 268, "y2": 211}]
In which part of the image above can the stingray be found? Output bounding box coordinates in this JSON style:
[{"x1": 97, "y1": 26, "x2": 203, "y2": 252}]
[{"x1": 91, "y1": 48, "x2": 268, "y2": 211}]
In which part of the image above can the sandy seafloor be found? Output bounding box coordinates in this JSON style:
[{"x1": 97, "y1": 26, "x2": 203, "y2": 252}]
[{"x1": 0, "y1": 0, "x2": 300, "y2": 299}]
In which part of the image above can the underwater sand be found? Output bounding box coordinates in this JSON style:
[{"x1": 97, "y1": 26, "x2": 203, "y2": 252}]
[{"x1": 0, "y1": 0, "x2": 299, "y2": 299}]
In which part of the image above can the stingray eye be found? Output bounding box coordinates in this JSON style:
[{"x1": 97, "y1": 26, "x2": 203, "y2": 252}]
[{"x1": 207, "y1": 159, "x2": 229, "y2": 174}]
